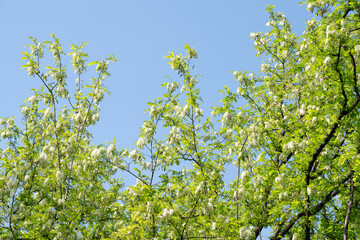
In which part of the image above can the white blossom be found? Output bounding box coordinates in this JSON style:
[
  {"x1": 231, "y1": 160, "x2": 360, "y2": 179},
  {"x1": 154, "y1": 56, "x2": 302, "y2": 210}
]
[
  {"x1": 284, "y1": 141, "x2": 295, "y2": 152},
  {"x1": 312, "y1": 116, "x2": 317, "y2": 124},
  {"x1": 38, "y1": 152, "x2": 48, "y2": 163},
  {"x1": 150, "y1": 105, "x2": 157, "y2": 117},
  {"x1": 241, "y1": 170, "x2": 249, "y2": 181},
  {"x1": 56, "y1": 171, "x2": 63, "y2": 181},
  {"x1": 43, "y1": 107, "x2": 52, "y2": 119},
  {"x1": 299, "y1": 108, "x2": 306, "y2": 117},
  {"x1": 91, "y1": 148, "x2": 101, "y2": 159},
  {"x1": 195, "y1": 182, "x2": 203, "y2": 195},
  {"x1": 355, "y1": 45, "x2": 360, "y2": 53},
  {"x1": 24, "y1": 175, "x2": 30, "y2": 182},
  {"x1": 44, "y1": 178, "x2": 50, "y2": 187},
  {"x1": 107, "y1": 144, "x2": 115, "y2": 155},
  {"x1": 234, "y1": 186, "x2": 245, "y2": 200},
  {"x1": 239, "y1": 226, "x2": 252, "y2": 239},
  {"x1": 323, "y1": 57, "x2": 331, "y2": 66},
  {"x1": 211, "y1": 222, "x2": 216, "y2": 230},
  {"x1": 181, "y1": 85, "x2": 186, "y2": 93},
  {"x1": 7, "y1": 179, "x2": 17, "y2": 189},
  {"x1": 275, "y1": 173, "x2": 284, "y2": 183},
  {"x1": 92, "y1": 113, "x2": 100, "y2": 122},
  {"x1": 222, "y1": 112, "x2": 231, "y2": 124},
  {"x1": 136, "y1": 137, "x2": 145, "y2": 149},
  {"x1": 307, "y1": 186, "x2": 312, "y2": 196},
  {"x1": 58, "y1": 198, "x2": 65, "y2": 205},
  {"x1": 28, "y1": 96, "x2": 37, "y2": 104},
  {"x1": 129, "y1": 150, "x2": 137, "y2": 160},
  {"x1": 292, "y1": 233, "x2": 299, "y2": 240},
  {"x1": 307, "y1": 3, "x2": 315, "y2": 13}
]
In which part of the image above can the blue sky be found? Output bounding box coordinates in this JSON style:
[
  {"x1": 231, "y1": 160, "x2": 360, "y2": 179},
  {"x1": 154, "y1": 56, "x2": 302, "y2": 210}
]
[
  {"x1": 1, "y1": 0, "x2": 311, "y2": 238},
  {"x1": 0, "y1": 0, "x2": 311, "y2": 147}
]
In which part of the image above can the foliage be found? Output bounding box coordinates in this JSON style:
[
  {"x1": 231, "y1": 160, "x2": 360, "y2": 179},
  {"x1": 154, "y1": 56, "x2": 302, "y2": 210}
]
[
  {"x1": 0, "y1": 35, "x2": 121, "y2": 239},
  {"x1": 1, "y1": 0, "x2": 360, "y2": 239}
]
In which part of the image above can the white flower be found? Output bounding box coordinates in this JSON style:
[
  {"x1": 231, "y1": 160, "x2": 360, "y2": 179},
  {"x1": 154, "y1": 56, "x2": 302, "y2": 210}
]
[
  {"x1": 25, "y1": 175, "x2": 30, "y2": 182},
  {"x1": 253, "y1": 175, "x2": 263, "y2": 187},
  {"x1": 129, "y1": 150, "x2": 137, "y2": 160},
  {"x1": 136, "y1": 137, "x2": 145, "y2": 149},
  {"x1": 58, "y1": 198, "x2": 65, "y2": 205},
  {"x1": 222, "y1": 112, "x2": 231, "y2": 123},
  {"x1": 307, "y1": 3, "x2": 315, "y2": 13},
  {"x1": 147, "y1": 201, "x2": 153, "y2": 213},
  {"x1": 292, "y1": 233, "x2": 299, "y2": 240},
  {"x1": 234, "y1": 186, "x2": 245, "y2": 199},
  {"x1": 49, "y1": 146, "x2": 56, "y2": 154},
  {"x1": 195, "y1": 182, "x2": 203, "y2": 195},
  {"x1": 241, "y1": 170, "x2": 249, "y2": 181},
  {"x1": 28, "y1": 96, "x2": 37, "y2": 104},
  {"x1": 43, "y1": 108, "x2": 52, "y2": 119},
  {"x1": 239, "y1": 227, "x2": 252, "y2": 238},
  {"x1": 56, "y1": 171, "x2": 63, "y2": 181},
  {"x1": 7, "y1": 179, "x2": 16, "y2": 189},
  {"x1": 275, "y1": 173, "x2": 284, "y2": 183},
  {"x1": 181, "y1": 85, "x2": 186, "y2": 93},
  {"x1": 39, "y1": 152, "x2": 48, "y2": 163},
  {"x1": 44, "y1": 178, "x2": 50, "y2": 187},
  {"x1": 226, "y1": 129, "x2": 233, "y2": 136},
  {"x1": 92, "y1": 113, "x2": 100, "y2": 122},
  {"x1": 307, "y1": 186, "x2": 312, "y2": 196},
  {"x1": 150, "y1": 105, "x2": 157, "y2": 117},
  {"x1": 21, "y1": 106, "x2": 30, "y2": 115},
  {"x1": 355, "y1": 45, "x2": 360, "y2": 53},
  {"x1": 312, "y1": 116, "x2": 317, "y2": 123},
  {"x1": 299, "y1": 108, "x2": 306, "y2": 117},
  {"x1": 323, "y1": 57, "x2": 331, "y2": 66},
  {"x1": 91, "y1": 148, "x2": 101, "y2": 159},
  {"x1": 211, "y1": 222, "x2": 216, "y2": 230},
  {"x1": 341, "y1": 19, "x2": 346, "y2": 28},
  {"x1": 250, "y1": 32, "x2": 257, "y2": 38},
  {"x1": 284, "y1": 141, "x2": 295, "y2": 151},
  {"x1": 326, "y1": 25, "x2": 331, "y2": 38},
  {"x1": 107, "y1": 144, "x2": 115, "y2": 155},
  {"x1": 207, "y1": 198, "x2": 214, "y2": 212},
  {"x1": 279, "y1": 191, "x2": 288, "y2": 201}
]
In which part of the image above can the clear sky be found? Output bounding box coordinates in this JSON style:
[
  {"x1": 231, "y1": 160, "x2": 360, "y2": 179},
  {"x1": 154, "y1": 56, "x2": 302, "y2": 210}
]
[{"x1": 1, "y1": 1, "x2": 311, "y2": 237}]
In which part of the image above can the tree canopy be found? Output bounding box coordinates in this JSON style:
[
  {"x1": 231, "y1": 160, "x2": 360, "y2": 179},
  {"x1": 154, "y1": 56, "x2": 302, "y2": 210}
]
[{"x1": 1, "y1": 0, "x2": 360, "y2": 239}]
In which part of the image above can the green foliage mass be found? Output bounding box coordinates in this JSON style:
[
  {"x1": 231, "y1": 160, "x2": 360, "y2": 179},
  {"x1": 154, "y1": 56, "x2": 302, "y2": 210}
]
[{"x1": 1, "y1": 0, "x2": 360, "y2": 239}]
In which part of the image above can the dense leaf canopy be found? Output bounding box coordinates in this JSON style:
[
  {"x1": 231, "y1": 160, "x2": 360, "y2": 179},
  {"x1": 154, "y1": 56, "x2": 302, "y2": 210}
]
[{"x1": 1, "y1": 0, "x2": 360, "y2": 239}]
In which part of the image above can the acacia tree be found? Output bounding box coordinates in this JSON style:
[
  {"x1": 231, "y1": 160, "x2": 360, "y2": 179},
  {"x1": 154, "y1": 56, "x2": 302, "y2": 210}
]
[
  {"x1": 1, "y1": 0, "x2": 360, "y2": 240},
  {"x1": 0, "y1": 35, "x2": 123, "y2": 239},
  {"x1": 113, "y1": 0, "x2": 360, "y2": 239}
]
